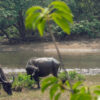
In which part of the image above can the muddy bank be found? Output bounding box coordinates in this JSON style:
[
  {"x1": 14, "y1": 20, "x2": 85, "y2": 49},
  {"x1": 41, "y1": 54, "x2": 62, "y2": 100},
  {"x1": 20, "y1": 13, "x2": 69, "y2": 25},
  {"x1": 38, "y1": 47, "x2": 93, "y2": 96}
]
[{"x1": 0, "y1": 39, "x2": 100, "y2": 52}]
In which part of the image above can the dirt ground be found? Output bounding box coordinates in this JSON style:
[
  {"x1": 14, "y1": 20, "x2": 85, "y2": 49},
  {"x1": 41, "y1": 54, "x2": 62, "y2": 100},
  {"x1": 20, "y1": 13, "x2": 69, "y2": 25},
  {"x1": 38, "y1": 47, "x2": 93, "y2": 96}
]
[
  {"x1": 0, "y1": 39, "x2": 100, "y2": 48},
  {"x1": 42, "y1": 39, "x2": 100, "y2": 49}
]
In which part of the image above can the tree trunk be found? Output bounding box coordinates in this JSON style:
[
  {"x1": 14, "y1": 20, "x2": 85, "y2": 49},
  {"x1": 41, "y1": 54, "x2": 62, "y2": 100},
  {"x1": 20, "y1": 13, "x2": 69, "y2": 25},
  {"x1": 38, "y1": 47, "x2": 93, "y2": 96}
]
[
  {"x1": 1, "y1": 29, "x2": 10, "y2": 40},
  {"x1": 17, "y1": 10, "x2": 26, "y2": 40},
  {"x1": 48, "y1": 21, "x2": 74, "y2": 94}
]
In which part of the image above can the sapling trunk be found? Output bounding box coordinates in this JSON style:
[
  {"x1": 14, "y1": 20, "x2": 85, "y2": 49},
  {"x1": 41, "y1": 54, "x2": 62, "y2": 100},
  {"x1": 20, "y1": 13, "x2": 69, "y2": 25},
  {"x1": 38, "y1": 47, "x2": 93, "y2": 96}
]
[{"x1": 48, "y1": 22, "x2": 74, "y2": 94}]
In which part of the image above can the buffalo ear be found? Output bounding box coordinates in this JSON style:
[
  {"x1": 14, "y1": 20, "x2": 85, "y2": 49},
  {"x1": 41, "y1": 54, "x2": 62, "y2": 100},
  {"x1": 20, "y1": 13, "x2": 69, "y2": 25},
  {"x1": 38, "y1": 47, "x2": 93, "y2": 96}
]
[{"x1": 33, "y1": 65, "x2": 39, "y2": 72}]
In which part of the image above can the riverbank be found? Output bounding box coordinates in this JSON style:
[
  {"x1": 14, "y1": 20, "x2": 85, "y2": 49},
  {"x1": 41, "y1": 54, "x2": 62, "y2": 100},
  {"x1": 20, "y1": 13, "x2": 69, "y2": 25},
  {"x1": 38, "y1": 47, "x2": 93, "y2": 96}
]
[
  {"x1": 0, "y1": 74, "x2": 100, "y2": 100},
  {"x1": 0, "y1": 39, "x2": 100, "y2": 54},
  {"x1": 0, "y1": 39, "x2": 100, "y2": 68}
]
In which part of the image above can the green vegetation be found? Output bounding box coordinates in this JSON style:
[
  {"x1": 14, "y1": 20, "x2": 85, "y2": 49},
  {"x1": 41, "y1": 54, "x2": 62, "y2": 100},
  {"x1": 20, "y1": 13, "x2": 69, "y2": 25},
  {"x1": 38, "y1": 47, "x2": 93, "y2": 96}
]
[
  {"x1": 58, "y1": 71, "x2": 85, "y2": 81},
  {"x1": 12, "y1": 73, "x2": 35, "y2": 91},
  {"x1": 25, "y1": 1, "x2": 73, "y2": 36},
  {"x1": 41, "y1": 76, "x2": 100, "y2": 100},
  {"x1": 0, "y1": 0, "x2": 100, "y2": 100},
  {"x1": 0, "y1": 75, "x2": 99, "y2": 100},
  {"x1": 0, "y1": 0, "x2": 100, "y2": 43},
  {"x1": 25, "y1": 1, "x2": 100, "y2": 100},
  {"x1": 0, "y1": 0, "x2": 53, "y2": 41},
  {"x1": 53, "y1": 19, "x2": 100, "y2": 40}
]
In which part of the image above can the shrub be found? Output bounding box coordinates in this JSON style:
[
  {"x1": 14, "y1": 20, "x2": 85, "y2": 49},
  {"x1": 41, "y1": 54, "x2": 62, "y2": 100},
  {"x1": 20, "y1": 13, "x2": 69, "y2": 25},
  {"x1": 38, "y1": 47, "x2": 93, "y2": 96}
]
[
  {"x1": 53, "y1": 19, "x2": 100, "y2": 40},
  {"x1": 12, "y1": 73, "x2": 35, "y2": 91},
  {"x1": 58, "y1": 71, "x2": 85, "y2": 81},
  {"x1": 71, "y1": 19, "x2": 100, "y2": 38},
  {"x1": 77, "y1": 74, "x2": 85, "y2": 81}
]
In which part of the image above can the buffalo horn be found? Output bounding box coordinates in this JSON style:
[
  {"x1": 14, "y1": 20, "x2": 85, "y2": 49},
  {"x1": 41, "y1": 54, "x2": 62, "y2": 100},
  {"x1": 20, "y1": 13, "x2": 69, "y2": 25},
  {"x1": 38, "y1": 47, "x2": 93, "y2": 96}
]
[{"x1": 32, "y1": 71, "x2": 35, "y2": 76}]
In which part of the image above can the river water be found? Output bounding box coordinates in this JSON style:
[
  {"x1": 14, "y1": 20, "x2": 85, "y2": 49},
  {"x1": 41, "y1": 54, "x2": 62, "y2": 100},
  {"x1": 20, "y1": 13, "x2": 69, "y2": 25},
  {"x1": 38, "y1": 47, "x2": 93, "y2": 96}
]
[{"x1": 0, "y1": 48, "x2": 100, "y2": 75}]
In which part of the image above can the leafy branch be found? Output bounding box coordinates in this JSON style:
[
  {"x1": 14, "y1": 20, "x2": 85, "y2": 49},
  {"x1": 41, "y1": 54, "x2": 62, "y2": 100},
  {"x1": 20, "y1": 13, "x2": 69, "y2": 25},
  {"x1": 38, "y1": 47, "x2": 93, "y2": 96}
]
[
  {"x1": 25, "y1": 1, "x2": 100, "y2": 100},
  {"x1": 25, "y1": 0, "x2": 73, "y2": 94}
]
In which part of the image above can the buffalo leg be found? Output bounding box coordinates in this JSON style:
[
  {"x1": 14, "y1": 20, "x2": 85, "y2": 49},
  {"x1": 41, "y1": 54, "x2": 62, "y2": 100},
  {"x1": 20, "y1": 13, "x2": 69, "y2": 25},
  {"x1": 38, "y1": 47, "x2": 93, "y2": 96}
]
[
  {"x1": 34, "y1": 76, "x2": 40, "y2": 88},
  {"x1": 52, "y1": 68, "x2": 58, "y2": 77}
]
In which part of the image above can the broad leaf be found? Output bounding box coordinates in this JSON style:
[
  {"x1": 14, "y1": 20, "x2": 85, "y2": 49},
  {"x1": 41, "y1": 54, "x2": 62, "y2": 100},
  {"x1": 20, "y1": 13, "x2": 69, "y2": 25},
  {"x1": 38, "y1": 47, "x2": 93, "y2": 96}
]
[
  {"x1": 50, "y1": 84, "x2": 59, "y2": 100},
  {"x1": 41, "y1": 81, "x2": 55, "y2": 93},
  {"x1": 50, "y1": 1, "x2": 71, "y2": 13},
  {"x1": 54, "y1": 92, "x2": 61, "y2": 100},
  {"x1": 37, "y1": 19, "x2": 46, "y2": 36},
  {"x1": 25, "y1": 12, "x2": 40, "y2": 29},
  {"x1": 26, "y1": 6, "x2": 42, "y2": 16},
  {"x1": 41, "y1": 77, "x2": 58, "y2": 92},
  {"x1": 52, "y1": 13, "x2": 70, "y2": 34},
  {"x1": 72, "y1": 81, "x2": 82, "y2": 90},
  {"x1": 70, "y1": 93, "x2": 92, "y2": 100},
  {"x1": 54, "y1": 10, "x2": 73, "y2": 23}
]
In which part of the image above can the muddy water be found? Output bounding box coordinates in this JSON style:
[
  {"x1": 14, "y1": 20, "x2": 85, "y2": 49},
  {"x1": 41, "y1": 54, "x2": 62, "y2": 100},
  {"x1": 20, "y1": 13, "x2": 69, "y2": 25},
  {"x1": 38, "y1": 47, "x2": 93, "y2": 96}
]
[
  {"x1": 0, "y1": 50, "x2": 100, "y2": 68},
  {"x1": 0, "y1": 48, "x2": 100, "y2": 75}
]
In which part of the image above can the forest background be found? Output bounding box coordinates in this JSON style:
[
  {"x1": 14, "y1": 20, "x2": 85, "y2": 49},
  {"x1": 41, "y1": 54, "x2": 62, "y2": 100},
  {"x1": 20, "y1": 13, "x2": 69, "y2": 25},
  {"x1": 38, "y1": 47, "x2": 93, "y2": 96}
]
[{"x1": 0, "y1": 0, "x2": 100, "y2": 44}]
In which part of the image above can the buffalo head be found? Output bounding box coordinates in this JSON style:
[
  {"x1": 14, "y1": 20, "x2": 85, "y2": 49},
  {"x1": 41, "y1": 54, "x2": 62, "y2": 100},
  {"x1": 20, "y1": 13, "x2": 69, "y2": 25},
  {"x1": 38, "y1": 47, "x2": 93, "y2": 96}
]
[
  {"x1": 26, "y1": 65, "x2": 39, "y2": 76},
  {"x1": 0, "y1": 75, "x2": 14, "y2": 95}
]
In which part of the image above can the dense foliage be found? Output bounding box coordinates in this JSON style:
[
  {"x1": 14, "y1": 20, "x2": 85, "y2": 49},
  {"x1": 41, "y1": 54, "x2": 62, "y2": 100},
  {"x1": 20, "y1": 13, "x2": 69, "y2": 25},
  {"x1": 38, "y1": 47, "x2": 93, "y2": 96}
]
[
  {"x1": 0, "y1": 0, "x2": 49, "y2": 41},
  {"x1": 0, "y1": 0, "x2": 100, "y2": 43},
  {"x1": 53, "y1": 19, "x2": 100, "y2": 40}
]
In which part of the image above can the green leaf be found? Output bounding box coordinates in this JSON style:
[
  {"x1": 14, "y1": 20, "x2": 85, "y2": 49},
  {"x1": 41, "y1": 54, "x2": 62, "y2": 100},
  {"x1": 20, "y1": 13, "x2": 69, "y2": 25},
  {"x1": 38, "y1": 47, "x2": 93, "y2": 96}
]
[
  {"x1": 37, "y1": 19, "x2": 46, "y2": 36},
  {"x1": 70, "y1": 93, "x2": 92, "y2": 100},
  {"x1": 95, "y1": 86, "x2": 100, "y2": 89},
  {"x1": 50, "y1": 84, "x2": 59, "y2": 100},
  {"x1": 32, "y1": 14, "x2": 42, "y2": 30},
  {"x1": 26, "y1": 6, "x2": 42, "y2": 16},
  {"x1": 50, "y1": 1, "x2": 71, "y2": 13},
  {"x1": 41, "y1": 81, "x2": 55, "y2": 93},
  {"x1": 52, "y1": 13, "x2": 70, "y2": 34},
  {"x1": 54, "y1": 10, "x2": 73, "y2": 23},
  {"x1": 25, "y1": 6, "x2": 43, "y2": 30},
  {"x1": 65, "y1": 80, "x2": 70, "y2": 88},
  {"x1": 42, "y1": 76, "x2": 57, "y2": 84},
  {"x1": 77, "y1": 94, "x2": 92, "y2": 100},
  {"x1": 94, "y1": 90, "x2": 100, "y2": 95},
  {"x1": 72, "y1": 81, "x2": 82, "y2": 90},
  {"x1": 41, "y1": 77, "x2": 58, "y2": 92},
  {"x1": 54, "y1": 92, "x2": 61, "y2": 100},
  {"x1": 25, "y1": 12, "x2": 40, "y2": 29},
  {"x1": 80, "y1": 87, "x2": 86, "y2": 94},
  {"x1": 94, "y1": 85, "x2": 100, "y2": 95}
]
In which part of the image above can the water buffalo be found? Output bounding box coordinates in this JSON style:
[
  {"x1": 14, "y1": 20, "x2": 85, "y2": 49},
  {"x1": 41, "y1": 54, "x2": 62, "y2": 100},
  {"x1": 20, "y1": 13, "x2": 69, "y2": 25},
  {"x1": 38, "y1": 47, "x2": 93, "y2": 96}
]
[
  {"x1": 0, "y1": 67, "x2": 14, "y2": 95},
  {"x1": 26, "y1": 57, "x2": 60, "y2": 88}
]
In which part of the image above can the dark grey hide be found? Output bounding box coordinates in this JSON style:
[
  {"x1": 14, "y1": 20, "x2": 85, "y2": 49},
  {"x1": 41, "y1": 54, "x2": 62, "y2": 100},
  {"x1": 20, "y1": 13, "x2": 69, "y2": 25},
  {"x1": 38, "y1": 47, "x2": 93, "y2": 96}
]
[
  {"x1": 0, "y1": 68, "x2": 14, "y2": 95},
  {"x1": 26, "y1": 57, "x2": 60, "y2": 88}
]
